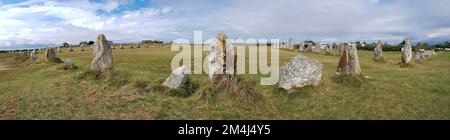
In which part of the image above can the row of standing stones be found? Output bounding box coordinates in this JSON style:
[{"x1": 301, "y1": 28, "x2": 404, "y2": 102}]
[{"x1": 11, "y1": 34, "x2": 438, "y2": 91}]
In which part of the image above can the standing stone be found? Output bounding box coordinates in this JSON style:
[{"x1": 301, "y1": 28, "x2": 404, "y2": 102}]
[
  {"x1": 299, "y1": 41, "x2": 305, "y2": 52},
  {"x1": 57, "y1": 47, "x2": 62, "y2": 53},
  {"x1": 336, "y1": 43, "x2": 361, "y2": 76},
  {"x1": 315, "y1": 42, "x2": 321, "y2": 53},
  {"x1": 44, "y1": 47, "x2": 57, "y2": 62},
  {"x1": 287, "y1": 38, "x2": 293, "y2": 50},
  {"x1": 306, "y1": 43, "x2": 313, "y2": 52},
  {"x1": 137, "y1": 44, "x2": 141, "y2": 48},
  {"x1": 145, "y1": 44, "x2": 149, "y2": 48},
  {"x1": 208, "y1": 32, "x2": 236, "y2": 83},
  {"x1": 325, "y1": 43, "x2": 333, "y2": 55},
  {"x1": 120, "y1": 44, "x2": 124, "y2": 49},
  {"x1": 374, "y1": 40, "x2": 383, "y2": 62},
  {"x1": 91, "y1": 34, "x2": 113, "y2": 72},
  {"x1": 130, "y1": 45, "x2": 134, "y2": 49},
  {"x1": 401, "y1": 38, "x2": 413, "y2": 64},
  {"x1": 278, "y1": 54, "x2": 323, "y2": 90},
  {"x1": 162, "y1": 65, "x2": 190, "y2": 89},
  {"x1": 30, "y1": 50, "x2": 37, "y2": 60},
  {"x1": 80, "y1": 44, "x2": 85, "y2": 51},
  {"x1": 337, "y1": 43, "x2": 346, "y2": 57},
  {"x1": 68, "y1": 45, "x2": 74, "y2": 52}
]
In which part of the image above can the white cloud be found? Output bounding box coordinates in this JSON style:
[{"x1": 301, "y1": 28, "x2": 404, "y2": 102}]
[{"x1": 1, "y1": 0, "x2": 450, "y2": 49}]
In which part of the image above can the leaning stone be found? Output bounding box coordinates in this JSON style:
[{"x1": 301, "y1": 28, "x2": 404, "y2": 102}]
[
  {"x1": 91, "y1": 34, "x2": 113, "y2": 72},
  {"x1": 162, "y1": 65, "x2": 190, "y2": 89},
  {"x1": 278, "y1": 54, "x2": 323, "y2": 90}
]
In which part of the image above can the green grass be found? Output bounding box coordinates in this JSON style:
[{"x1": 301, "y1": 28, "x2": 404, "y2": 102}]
[{"x1": 0, "y1": 46, "x2": 449, "y2": 120}]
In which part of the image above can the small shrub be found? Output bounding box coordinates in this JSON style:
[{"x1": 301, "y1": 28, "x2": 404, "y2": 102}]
[
  {"x1": 75, "y1": 69, "x2": 130, "y2": 89},
  {"x1": 373, "y1": 57, "x2": 385, "y2": 63},
  {"x1": 332, "y1": 75, "x2": 363, "y2": 87}
]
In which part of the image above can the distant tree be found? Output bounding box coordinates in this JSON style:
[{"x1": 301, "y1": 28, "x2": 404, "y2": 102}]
[{"x1": 88, "y1": 41, "x2": 95, "y2": 45}]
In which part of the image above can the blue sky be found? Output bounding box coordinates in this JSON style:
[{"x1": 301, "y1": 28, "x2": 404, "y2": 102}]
[{"x1": 1, "y1": 0, "x2": 450, "y2": 50}]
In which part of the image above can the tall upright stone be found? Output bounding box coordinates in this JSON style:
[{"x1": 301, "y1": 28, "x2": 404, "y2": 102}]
[
  {"x1": 44, "y1": 47, "x2": 57, "y2": 62},
  {"x1": 315, "y1": 42, "x2": 321, "y2": 53},
  {"x1": 325, "y1": 42, "x2": 332, "y2": 55},
  {"x1": 91, "y1": 34, "x2": 113, "y2": 73},
  {"x1": 68, "y1": 45, "x2": 74, "y2": 52},
  {"x1": 374, "y1": 40, "x2": 383, "y2": 62},
  {"x1": 401, "y1": 38, "x2": 413, "y2": 65},
  {"x1": 80, "y1": 44, "x2": 85, "y2": 51},
  {"x1": 120, "y1": 44, "x2": 124, "y2": 49},
  {"x1": 337, "y1": 43, "x2": 346, "y2": 57},
  {"x1": 287, "y1": 38, "x2": 293, "y2": 50},
  {"x1": 208, "y1": 32, "x2": 236, "y2": 83},
  {"x1": 30, "y1": 50, "x2": 37, "y2": 60},
  {"x1": 336, "y1": 43, "x2": 361, "y2": 76},
  {"x1": 299, "y1": 41, "x2": 305, "y2": 52},
  {"x1": 306, "y1": 43, "x2": 313, "y2": 52}
]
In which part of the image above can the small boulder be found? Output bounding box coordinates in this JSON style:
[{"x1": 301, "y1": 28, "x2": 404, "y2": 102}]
[
  {"x1": 278, "y1": 54, "x2": 323, "y2": 90},
  {"x1": 162, "y1": 65, "x2": 190, "y2": 89}
]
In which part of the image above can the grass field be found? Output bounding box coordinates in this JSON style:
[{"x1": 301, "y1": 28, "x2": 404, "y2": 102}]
[{"x1": 0, "y1": 46, "x2": 449, "y2": 120}]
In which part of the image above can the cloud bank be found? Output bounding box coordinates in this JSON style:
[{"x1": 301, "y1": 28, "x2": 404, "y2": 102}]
[{"x1": 1, "y1": 0, "x2": 449, "y2": 49}]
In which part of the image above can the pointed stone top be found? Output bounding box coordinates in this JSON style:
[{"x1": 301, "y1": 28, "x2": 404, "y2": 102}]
[
  {"x1": 97, "y1": 34, "x2": 106, "y2": 41},
  {"x1": 217, "y1": 32, "x2": 227, "y2": 42}
]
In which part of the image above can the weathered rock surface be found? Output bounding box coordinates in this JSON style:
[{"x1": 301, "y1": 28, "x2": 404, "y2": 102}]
[
  {"x1": 208, "y1": 32, "x2": 236, "y2": 83},
  {"x1": 325, "y1": 43, "x2": 332, "y2": 55},
  {"x1": 45, "y1": 47, "x2": 57, "y2": 62},
  {"x1": 278, "y1": 54, "x2": 323, "y2": 90},
  {"x1": 63, "y1": 59, "x2": 76, "y2": 70},
  {"x1": 80, "y1": 44, "x2": 85, "y2": 51},
  {"x1": 337, "y1": 43, "x2": 346, "y2": 57},
  {"x1": 315, "y1": 43, "x2": 321, "y2": 53},
  {"x1": 401, "y1": 38, "x2": 413, "y2": 64},
  {"x1": 162, "y1": 65, "x2": 190, "y2": 89},
  {"x1": 91, "y1": 34, "x2": 113, "y2": 72},
  {"x1": 30, "y1": 50, "x2": 37, "y2": 60},
  {"x1": 306, "y1": 43, "x2": 313, "y2": 52},
  {"x1": 336, "y1": 43, "x2": 361, "y2": 76},
  {"x1": 299, "y1": 42, "x2": 305, "y2": 52},
  {"x1": 288, "y1": 38, "x2": 293, "y2": 50},
  {"x1": 374, "y1": 40, "x2": 383, "y2": 62}
]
